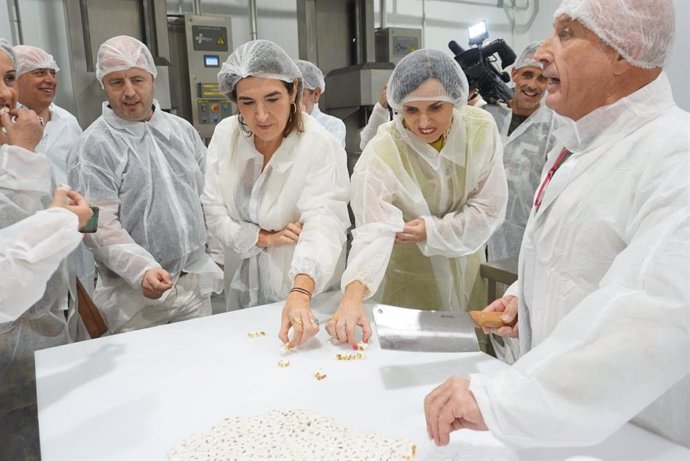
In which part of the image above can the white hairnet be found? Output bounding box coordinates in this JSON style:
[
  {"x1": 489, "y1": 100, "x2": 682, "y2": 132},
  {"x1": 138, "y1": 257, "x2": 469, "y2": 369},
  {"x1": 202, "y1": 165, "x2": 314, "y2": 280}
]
[
  {"x1": 295, "y1": 59, "x2": 325, "y2": 92},
  {"x1": 218, "y1": 39, "x2": 303, "y2": 103},
  {"x1": 96, "y1": 35, "x2": 157, "y2": 84},
  {"x1": 386, "y1": 49, "x2": 468, "y2": 111},
  {"x1": 0, "y1": 38, "x2": 16, "y2": 67},
  {"x1": 13, "y1": 45, "x2": 60, "y2": 77},
  {"x1": 555, "y1": 0, "x2": 675, "y2": 69},
  {"x1": 514, "y1": 42, "x2": 543, "y2": 70}
]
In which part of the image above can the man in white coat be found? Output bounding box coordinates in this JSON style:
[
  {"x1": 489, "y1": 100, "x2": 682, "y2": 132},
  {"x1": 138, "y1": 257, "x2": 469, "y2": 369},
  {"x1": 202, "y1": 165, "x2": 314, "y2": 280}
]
[
  {"x1": 68, "y1": 36, "x2": 222, "y2": 333},
  {"x1": 14, "y1": 45, "x2": 82, "y2": 185},
  {"x1": 484, "y1": 42, "x2": 560, "y2": 264},
  {"x1": 424, "y1": 0, "x2": 689, "y2": 449},
  {"x1": 295, "y1": 59, "x2": 346, "y2": 147},
  {"x1": 0, "y1": 38, "x2": 84, "y2": 461},
  {"x1": 14, "y1": 44, "x2": 96, "y2": 294}
]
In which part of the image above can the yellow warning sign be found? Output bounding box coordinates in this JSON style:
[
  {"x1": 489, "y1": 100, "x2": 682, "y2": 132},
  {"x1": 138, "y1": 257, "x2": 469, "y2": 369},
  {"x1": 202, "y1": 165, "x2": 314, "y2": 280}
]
[{"x1": 216, "y1": 37, "x2": 225, "y2": 45}]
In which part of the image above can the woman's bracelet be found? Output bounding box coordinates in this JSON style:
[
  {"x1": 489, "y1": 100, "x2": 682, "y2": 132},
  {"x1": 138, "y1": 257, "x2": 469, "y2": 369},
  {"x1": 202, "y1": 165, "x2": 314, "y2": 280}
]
[{"x1": 289, "y1": 286, "x2": 312, "y2": 300}]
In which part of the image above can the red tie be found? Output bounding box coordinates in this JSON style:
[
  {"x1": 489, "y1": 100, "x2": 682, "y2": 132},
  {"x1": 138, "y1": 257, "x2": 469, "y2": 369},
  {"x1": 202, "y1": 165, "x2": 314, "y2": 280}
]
[{"x1": 534, "y1": 147, "x2": 571, "y2": 211}]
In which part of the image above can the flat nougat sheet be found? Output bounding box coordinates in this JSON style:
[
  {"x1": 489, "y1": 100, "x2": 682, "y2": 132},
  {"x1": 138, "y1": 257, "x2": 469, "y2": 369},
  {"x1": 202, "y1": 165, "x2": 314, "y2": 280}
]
[{"x1": 168, "y1": 409, "x2": 416, "y2": 460}]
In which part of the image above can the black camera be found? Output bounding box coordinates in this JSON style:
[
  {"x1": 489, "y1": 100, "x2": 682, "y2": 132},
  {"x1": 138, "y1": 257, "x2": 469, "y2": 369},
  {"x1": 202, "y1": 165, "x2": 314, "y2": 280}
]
[{"x1": 448, "y1": 24, "x2": 516, "y2": 104}]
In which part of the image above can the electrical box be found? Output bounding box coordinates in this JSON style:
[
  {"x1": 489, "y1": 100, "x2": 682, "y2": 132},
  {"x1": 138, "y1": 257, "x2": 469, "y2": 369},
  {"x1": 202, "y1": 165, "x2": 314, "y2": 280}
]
[
  {"x1": 178, "y1": 14, "x2": 233, "y2": 140},
  {"x1": 375, "y1": 27, "x2": 422, "y2": 65}
]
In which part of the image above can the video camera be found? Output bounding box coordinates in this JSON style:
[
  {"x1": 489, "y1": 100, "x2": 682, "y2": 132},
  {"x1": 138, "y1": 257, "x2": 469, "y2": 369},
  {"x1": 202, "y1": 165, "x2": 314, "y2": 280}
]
[{"x1": 448, "y1": 21, "x2": 516, "y2": 104}]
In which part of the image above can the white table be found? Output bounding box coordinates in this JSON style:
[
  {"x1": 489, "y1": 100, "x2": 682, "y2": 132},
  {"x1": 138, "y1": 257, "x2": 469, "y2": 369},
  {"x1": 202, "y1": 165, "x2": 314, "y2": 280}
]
[{"x1": 36, "y1": 292, "x2": 689, "y2": 460}]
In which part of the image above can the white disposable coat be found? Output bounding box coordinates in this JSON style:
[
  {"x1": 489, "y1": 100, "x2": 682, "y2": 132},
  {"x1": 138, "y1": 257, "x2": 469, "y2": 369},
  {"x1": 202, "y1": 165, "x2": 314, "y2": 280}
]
[
  {"x1": 0, "y1": 145, "x2": 77, "y2": 458},
  {"x1": 342, "y1": 106, "x2": 507, "y2": 312},
  {"x1": 67, "y1": 101, "x2": 223, "y2": 331},
  {"x1": 359, "y1": 102, "x2": 391, "y2": 151},
  {"x1": 202, "y1": 115, "x2": 350, "y2": 309},
  {"x1": 311, "y1": 104, "x2": 346, "y2": 148},
  {"x1": 0, "y1": 207, "x2": 81, "y2": 319},
  {"x1": 484, "y1": 103, "x2": 560, "y2": 261},
  {"x1": 469, "y1": 73, "x2": 690, "y2": 448},
  {"x1": 37, "y1": 103, "x2": 82, "y2": 185},
  {"x1": 37, "y1": 103, "x2": 96, "y2": 295}
]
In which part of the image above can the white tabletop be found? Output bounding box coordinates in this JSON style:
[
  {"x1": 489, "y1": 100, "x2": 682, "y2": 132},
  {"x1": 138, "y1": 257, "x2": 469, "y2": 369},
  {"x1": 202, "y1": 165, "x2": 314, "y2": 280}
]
[{"x1": 36, "y1": 291, "x2": 689, "y2": 460}]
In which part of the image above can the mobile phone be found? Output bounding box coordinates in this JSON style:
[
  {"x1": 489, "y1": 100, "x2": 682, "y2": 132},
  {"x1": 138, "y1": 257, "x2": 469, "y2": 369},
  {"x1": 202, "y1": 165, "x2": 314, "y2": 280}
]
[{"x1": 79, "y1": 206, "x2": 99, "y2": 233}]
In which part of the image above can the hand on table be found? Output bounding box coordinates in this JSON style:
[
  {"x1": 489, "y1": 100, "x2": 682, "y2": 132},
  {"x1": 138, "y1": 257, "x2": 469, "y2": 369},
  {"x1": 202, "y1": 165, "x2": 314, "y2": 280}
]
[
  {"x1": 424, "y1": 376, "x2": 488, "y2": 446},
  {"x1": 327, "y1": 290, "x2": 372, "y2": 347},
  {"x1": 279, "y1": 291, "x2": 319, "y2": 348}
]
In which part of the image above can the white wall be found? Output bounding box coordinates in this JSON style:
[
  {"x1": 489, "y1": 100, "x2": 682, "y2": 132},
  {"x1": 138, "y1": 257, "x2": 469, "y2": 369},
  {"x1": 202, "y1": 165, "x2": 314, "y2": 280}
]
[
  {"x1": 0, "y1": 0, "x2": 76, "y2": 113},
  {"x1": 2, "y1": 0, "x2": 688, "y2": 111},
  {"x1": 167, "y1": 0, "x2": 299, "y2": 58},
  {"x1": 377, "y1": 0, "x2": 689, "y2": 111}
]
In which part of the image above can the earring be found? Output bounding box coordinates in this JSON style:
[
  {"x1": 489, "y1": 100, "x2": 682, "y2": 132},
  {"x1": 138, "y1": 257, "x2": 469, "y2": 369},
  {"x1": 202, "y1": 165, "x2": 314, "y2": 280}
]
[
  {"x1": 286, "y1": 103, "x2": 296, "y2": 126},
  {"x1": 238, "y1": 113, "x2": 252, "y2": 135}
]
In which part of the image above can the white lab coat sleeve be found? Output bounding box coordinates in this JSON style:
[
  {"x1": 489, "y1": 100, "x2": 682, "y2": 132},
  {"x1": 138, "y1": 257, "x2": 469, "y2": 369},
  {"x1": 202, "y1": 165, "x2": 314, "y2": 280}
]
[
  {"x1": 333, "y1": 119, "x2": 347, "y2": 148},
  {"x1": 359, "y1": 103, "x2": 390, "y2": 151},
  {"x1": 289, "y1": 138, "x2": 350, "y2": 294},
  {"x1": 69, "y1": 136, "x2": 162, "y2": 288},
  {"x1": 84, "y1": 202, "x2": 161, "y2": 288},
  {"x1": 0, "y1": 208, "x2": 81, "y2": 321},
  {"x1": 419, "y1": 128, "x2": 507, "y2": 257},
  {"x1": 189, "y1": 124, "x2": 224, "y2": 264},
  {"x1": 468, "y1": 171, "x2": 689, "y2": 447},
  {"x1": 342, "y1": 155, "x2": 405, "y2": 297},
  {"x1": 0, "y1": 145, "x2": 53, "y2": 215},
  {"x1": 201, "y1": 128, "x2": 261, "y2": 260}
]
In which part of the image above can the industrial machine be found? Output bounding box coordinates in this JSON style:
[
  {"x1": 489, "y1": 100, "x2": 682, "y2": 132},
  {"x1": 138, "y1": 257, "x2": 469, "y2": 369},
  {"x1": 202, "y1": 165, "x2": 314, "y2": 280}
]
[
  {"x1": 61, "y1": 1, "x2": 232, "y2": 141},
  {"x1": 375, "y1": 27, "x2": 422, "y2": 65},
  {"x1": 168, "y1": 14, "x2": 233, "y2": 141}
]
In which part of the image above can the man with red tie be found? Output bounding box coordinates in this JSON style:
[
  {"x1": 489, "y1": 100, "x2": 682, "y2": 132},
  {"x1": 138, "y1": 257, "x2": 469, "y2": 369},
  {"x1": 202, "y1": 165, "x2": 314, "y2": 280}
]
[{"x1": 424, "y1": 0, "x2": 689, "y2": 449}]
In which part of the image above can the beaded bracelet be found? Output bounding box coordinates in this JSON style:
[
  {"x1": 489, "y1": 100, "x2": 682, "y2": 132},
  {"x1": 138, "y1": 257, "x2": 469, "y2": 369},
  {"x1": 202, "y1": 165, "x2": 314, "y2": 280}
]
[{"x1": 289, "y1": 286, "x2": 312, "y2": 300}]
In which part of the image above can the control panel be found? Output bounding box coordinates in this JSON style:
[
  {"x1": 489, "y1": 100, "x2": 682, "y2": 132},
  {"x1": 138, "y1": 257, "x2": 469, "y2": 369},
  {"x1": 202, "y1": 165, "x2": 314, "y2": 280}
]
[{"x1": 183, "y1": 15, "x2": 233, "y2": 139}]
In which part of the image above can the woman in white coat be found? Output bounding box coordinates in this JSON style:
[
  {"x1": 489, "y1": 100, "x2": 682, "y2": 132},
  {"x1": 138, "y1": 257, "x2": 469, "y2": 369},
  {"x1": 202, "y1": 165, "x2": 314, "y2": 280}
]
[
  {"x1": 329, "y1": 49, "x2": 507, "y2": 347},
  {"x1": 0, "y1": 38, "x2": 85, "y2": 461},
  {"x1": 202, "y1": 40, "x2": 350, "y2": 348}
]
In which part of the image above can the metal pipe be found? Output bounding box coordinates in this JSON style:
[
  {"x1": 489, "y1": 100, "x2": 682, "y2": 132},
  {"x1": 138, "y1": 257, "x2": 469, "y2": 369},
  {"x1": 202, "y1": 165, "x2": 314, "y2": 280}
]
[
  {"x1": 142, "y1": 0, "x2": 157, "y2": 57},
  {"x1": 249, "y1": 0, "x2": 258, "y2": 41},
  {"x1": 354, "y1": 0, "x2": 363, "y2": 64},
  {"x1": 6, "y1": 0, "x2": 23, "y2": 45},
  {"x1": 379, "y1": 0, "x2": 385, "y2": 29},
  {"x1": 78, "y1": 0, "x2": 94, "y2": 72},
  {"x1": 193, "y1": 0, "x2": 202, "y2": 15},
  {"x1": 422, "y1": 0, "x2": 427, "y2": 48}
]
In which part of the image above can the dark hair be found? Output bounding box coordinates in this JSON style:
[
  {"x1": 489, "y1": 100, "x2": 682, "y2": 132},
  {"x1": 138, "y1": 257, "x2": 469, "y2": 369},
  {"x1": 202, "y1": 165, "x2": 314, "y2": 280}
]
[{"x1": 233, "y1": 79, "x2": 304, "y2": 138}]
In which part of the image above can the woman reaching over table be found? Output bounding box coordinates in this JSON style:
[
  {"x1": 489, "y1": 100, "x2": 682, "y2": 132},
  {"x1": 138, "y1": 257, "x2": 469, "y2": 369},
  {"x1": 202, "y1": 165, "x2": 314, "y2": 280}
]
[
  {"x1": 328, "y1": 48, "x2": 507, "y2": 348},
  {"x1": 202, "y1": 40, "x2": 350, "y2": 348}
]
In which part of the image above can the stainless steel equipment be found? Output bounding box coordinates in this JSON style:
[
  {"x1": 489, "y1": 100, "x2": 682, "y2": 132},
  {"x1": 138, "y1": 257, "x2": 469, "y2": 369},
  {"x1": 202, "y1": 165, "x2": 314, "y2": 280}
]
[
  {"x1": 373, "y1": 305, "x2": 480, "y2": 353},
  {"x1": 298, "y1": 0, "x2": 400, "y2": 170},
  {"x1": 167, "y1": 14, "x2": 233, "y2": 141},
  {"x1": 375, "y1": 27, "x2": 422, "y2": 65}
]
